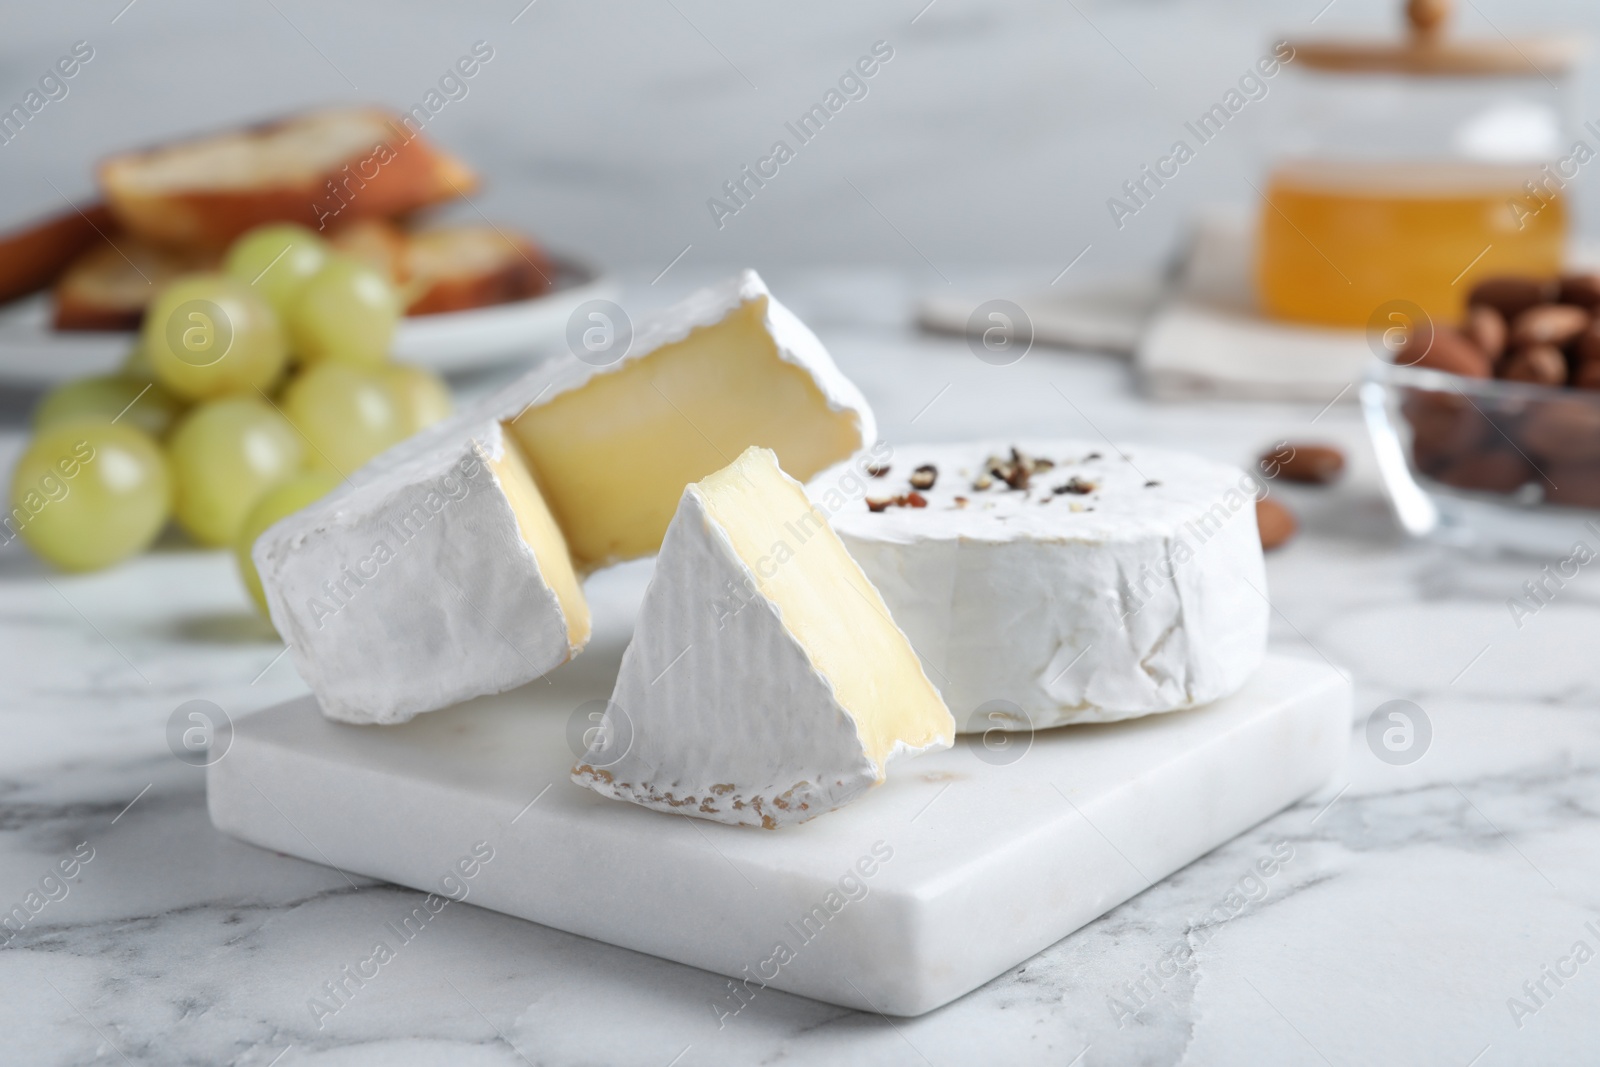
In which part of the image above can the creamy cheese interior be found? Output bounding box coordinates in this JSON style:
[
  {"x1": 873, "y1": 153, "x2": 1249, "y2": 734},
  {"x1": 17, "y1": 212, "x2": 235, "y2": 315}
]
[
  {"x1": 488, "y1": 430, "x2": 591, "y2": 650},
  {"x1": 697, "y1": 447, "x2": 951, "y2": 774},
  {"x1": 507, "y1": 297, "x2": 863, "y2": 571}
]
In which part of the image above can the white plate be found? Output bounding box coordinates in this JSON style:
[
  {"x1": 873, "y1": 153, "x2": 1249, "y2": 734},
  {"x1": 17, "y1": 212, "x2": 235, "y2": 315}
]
[{"x1": 0, "y1": 254, "x2": 616, "y2": 387}]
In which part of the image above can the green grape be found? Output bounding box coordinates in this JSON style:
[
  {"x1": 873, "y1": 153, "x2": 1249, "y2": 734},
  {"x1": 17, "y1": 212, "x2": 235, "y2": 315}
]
[
  {"x1": 287, "y1": 257, "x2": 400, "y2": 368},
  {"x1": 282, "y1": 363, "x2": 406, "y2": 476},
  {"x1": 167, "y1": 397, "x2": 305, "y2": 546},
  {"x1": 142, "y1": 273, "x2": 287, "y2": 400},
  {"x1": 235, "y1": 470, "x2": 341, "y2": 616},
  {"x1": 8, "y1": 421, "x2": 170, "y2": 572},
  {"x1": 224, "y1": 224, "x2": 329, "y2": 317},
  {"x1": 382, "y1": 363, "x2": 453, "y2": 434},
  {"x1": 34, "y1": 374, "x2": 185, "y2": 440}
]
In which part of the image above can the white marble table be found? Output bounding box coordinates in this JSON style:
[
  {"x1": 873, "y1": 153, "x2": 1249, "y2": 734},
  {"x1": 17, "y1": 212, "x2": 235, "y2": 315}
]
[{"x1": 3, "y1": 270, "x2": 1600, "y2": 1066}]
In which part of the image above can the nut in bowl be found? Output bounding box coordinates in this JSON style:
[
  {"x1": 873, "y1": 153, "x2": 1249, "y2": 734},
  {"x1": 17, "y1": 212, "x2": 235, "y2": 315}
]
[{"x1": 1363, "y1": 272, "x2": 1600, "y2": 554}]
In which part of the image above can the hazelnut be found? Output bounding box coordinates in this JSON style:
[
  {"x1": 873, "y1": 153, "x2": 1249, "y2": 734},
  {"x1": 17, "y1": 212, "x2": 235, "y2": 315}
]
[
  {"x1": 1500, "y1": 344, "x2": 1569, "y2": 386},
  {"x1": 1463, "y1": 305, "x2": 1508, "y2": 363},
  {"x1": 1256, "y1": 497, "x2": 1296, "y2": 551},
  {"x1": 1510, "y1": 304, "x2": 1590, "y2": 349},
  {"x1": 908, "y1": 464, "x2": 937, "y2": 490},
  {"x1": 1468, "y1": 275, "x2": 1558, "y2": 321}
]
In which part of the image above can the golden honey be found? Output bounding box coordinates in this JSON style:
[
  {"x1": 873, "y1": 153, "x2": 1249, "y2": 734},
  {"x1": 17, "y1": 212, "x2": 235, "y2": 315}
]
[{"x1": 1256, "y1": 160, "x2": 1567, "y2": 328}]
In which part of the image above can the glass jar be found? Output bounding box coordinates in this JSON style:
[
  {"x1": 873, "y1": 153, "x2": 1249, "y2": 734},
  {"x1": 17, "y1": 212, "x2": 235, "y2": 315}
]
[{"x1": 1258, "y1": 0, "x2": 1582, "y2": 328}]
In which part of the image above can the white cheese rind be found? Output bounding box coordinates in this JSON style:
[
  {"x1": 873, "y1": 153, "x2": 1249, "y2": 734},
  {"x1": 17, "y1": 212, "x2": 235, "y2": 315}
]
[
  {"x1": 255, "y1": 420, "x2": 575, "y2": 725},
  {"x1": 813, "y1": 441, "x2": 1268, "y2": 730},
  {"x1": 573, "y1": 487, "x2": 932, "y2": 829}
]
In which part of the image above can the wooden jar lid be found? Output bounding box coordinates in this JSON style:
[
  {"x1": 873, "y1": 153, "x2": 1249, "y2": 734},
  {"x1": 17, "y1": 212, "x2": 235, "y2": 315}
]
[{"x1": 1287, "y1": 0, "x2": 1584, "y2": 77}]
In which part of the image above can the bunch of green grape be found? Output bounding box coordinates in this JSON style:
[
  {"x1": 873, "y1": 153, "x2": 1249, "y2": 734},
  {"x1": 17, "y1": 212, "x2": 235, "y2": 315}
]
[{"x1": 8, "y1": 223, "x2": 453, "y2": 618}]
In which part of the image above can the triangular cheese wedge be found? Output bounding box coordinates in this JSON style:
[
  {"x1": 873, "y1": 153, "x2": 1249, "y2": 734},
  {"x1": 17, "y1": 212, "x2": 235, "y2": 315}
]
[
  {"x1": 573, "y1": 447, "x2": 954, "y2": 828},
  {"x1": 256, "y1": 418, "x2": 588, "y2": 725}
]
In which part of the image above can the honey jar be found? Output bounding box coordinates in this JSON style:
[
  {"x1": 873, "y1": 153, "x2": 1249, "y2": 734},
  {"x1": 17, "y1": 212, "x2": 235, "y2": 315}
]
[{"x1": 1258, "y1": 0, "x2": 1583, "y2": 328}]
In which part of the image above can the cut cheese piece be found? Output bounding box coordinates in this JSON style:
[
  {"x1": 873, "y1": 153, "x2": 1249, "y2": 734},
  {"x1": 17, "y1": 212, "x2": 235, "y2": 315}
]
[
  {"x1": 814, "y1": 441, "x2": 1268, "y2": 730},
  {"x1": 503, "y1": 273, "x2": 872, "y2": 570},
  {"x1": 254, "y1": 419, "x2": 587, "y2": 725},
  {"x1": 573, "y1": 447, "x2": 954, "y2": 828}
]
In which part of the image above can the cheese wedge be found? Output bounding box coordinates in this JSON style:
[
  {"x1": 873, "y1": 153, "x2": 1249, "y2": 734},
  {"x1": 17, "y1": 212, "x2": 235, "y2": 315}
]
[
  {"x1": 506, "y1": 274, "x2": 870, "y2": 570},
  {"x1": 573, "y1": 447, "x2": 954, "y2": 829},
  {"x1": 255, "y1": 419, "x2": 588, "y2": 725},
  {"x1": 813, "y1": 441, "x2": 1268, "y2": 730}
]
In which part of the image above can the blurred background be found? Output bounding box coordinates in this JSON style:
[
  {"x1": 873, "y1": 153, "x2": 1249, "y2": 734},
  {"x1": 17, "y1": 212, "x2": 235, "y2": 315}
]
[{"x1": 8, "y1": 0, "x2": 1599, "y2": 279}]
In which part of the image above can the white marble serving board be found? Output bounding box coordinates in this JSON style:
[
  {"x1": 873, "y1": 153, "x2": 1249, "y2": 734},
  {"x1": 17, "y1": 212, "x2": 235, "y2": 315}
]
[{"x1": 206, "y1": 642, "x2": 1349, "y2": 1017}]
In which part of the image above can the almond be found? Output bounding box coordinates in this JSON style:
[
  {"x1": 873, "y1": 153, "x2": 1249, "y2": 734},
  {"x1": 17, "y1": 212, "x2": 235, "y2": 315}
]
[
  {"x1": 1500, "y1": 344, "x2": 1568, "y2": 386},
  {"x1": 1463, "y1": 305, "x2": 1508, "y2": 363},
  {"x1": 1545, "y1": 463, "x2": 1600, "y2": 508},
  {"x1": 1576, "y1": 327, "x2": 1600, "y2": 366},
  {"x1": 1469, "y1": 275, "x2": 1558, "y2": 320},
  {"x1": 1560, "y1": 272, "x2": 1600, "y2": 311},
  {"x1": 1433, "y1": 450, "x2": 1535, "y2": 494},
  {"x1": 1398, "y1": 323, "x2": 1490, "y2": 378},
  {"x1": 1402, "y1": 390, "x2": 1490, "y2": 467},
  {"x1": 1263, "y1": 443, "x2": 1345, "y2": 485},
  {"x1": 1520, "y1": 399, "x2": 1600, "y2": 462},
  {"x1": 1255, "y1": 497, "x2": 1296, "y2": 551},
  {"x1": 1510, "y1": 304, "x2": 1590, "y2": 348}
]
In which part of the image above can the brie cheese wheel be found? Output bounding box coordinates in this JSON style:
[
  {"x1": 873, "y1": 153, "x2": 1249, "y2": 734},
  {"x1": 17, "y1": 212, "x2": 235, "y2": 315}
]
[
  {"x1": 257, "y1": 270, "x2": 875, "y2": 724},
  {"x1": 256, "y1": 420, "x2": 588, "y2": 725},
  {"x1": 574, "y1": 447, "x2": 954, "y2": 829},
  {"x1": 812, "y1": 441, "x2": 1268, "y2": 730}
]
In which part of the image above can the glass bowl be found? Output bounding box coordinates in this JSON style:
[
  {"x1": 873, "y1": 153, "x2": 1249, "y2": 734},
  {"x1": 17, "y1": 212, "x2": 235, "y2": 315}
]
[{"x1": 1362, "y1": 358, "x2": 1600, "y2": 554}]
